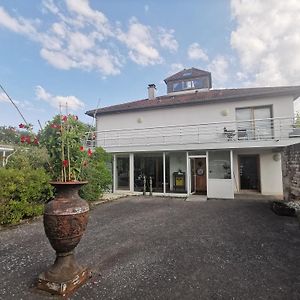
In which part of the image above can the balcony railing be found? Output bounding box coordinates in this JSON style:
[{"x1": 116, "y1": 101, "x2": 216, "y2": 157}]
[{"x1": 85, "y1": 117, "x2": 300, "y2": 149}]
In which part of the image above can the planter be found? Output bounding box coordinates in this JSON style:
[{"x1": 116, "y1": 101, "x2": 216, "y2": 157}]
[
  {"x1": 37, "y1": 181, "x2": 90, "y2": 296},
  {"x1": 271, "y1": 200, "x2": 296, "y2": 217}
]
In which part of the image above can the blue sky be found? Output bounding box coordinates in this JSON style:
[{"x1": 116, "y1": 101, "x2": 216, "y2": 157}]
[{"x1": 1, "y1": 0, "x2": 300, "y2": 129}]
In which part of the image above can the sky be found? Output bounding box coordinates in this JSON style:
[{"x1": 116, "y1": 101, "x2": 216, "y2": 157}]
[{"x1": 0, "y1": 0, "x2": 300, "y2": 129}]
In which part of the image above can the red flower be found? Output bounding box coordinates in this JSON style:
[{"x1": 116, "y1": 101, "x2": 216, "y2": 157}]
[
  {"x1": 50, "y1": 124, "x2": 58, "y2": 129},
  {"x1": 87, "y1": 148, "x2": 92, "y2": 156},
  {"x1": 19, "y1": 123, "x2": 25, "y2": 128},
  {"x1": 80, "y1": 146, "x2": 84, "y2": 151},
  {"x1": 20, "y1": 135, "x2": 26, "y2": 143},
  {"x1": 61, "y1": 115, "x2": 67, "y2": 122},
  {"x1": 62, "y1": 160, "x2": 69, "y2": 167},
  {"x1": 33, "y1": 138, "x2": 39, "y2": 145},
  {"x1": 26, "y1": 136, "x2": 31, "y2": 144}
]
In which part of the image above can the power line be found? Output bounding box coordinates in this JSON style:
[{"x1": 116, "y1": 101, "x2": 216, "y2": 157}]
[{"x1": 0, "y1": 83, "x2": 28, "y2": 125}]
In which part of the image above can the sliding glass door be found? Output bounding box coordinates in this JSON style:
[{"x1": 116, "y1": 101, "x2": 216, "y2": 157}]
[{"x1": 236, "y1": 106, "x2": 273, "y2": 140}]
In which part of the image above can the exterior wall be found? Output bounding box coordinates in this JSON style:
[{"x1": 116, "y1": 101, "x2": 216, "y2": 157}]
[
  {"x1": 232, "y1": 149, "x2": 283, "y2": 196},
  {"x1": 97, "y1": 95, "x2": 294, "y2": 131},
  {"x1": 282, "y1": 143, "x2": 300, "y2": 201},
  {"x1": 207, "y1": 179, "x2": 234, "y2": 199}
]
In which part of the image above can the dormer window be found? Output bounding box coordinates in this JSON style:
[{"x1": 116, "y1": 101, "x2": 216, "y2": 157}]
[
  {"x1": 165, "y1": 68, "x2": 212, "y2": 94},
  {"x1": 172, "y1": 78, "x2": 206, "y2": 92}
]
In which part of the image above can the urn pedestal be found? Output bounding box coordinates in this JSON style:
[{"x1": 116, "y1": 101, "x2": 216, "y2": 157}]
[{"x1": 37, "y1": 181, "x2": 90, "y2": 296}]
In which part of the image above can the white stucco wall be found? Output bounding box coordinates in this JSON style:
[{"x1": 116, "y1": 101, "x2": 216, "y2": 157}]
[
  {"x1": 97, "y1": 95, "x2": 294, "y2": 131},
  {"x1": 232, "y1": 149, "x2": 283, "y2": 196},
  {"x1": 260, "y1": 152, "x2": 283, "y2": 195},
  {"x1": 207, "y1": 179, "x2": 234, "y2": 199}
]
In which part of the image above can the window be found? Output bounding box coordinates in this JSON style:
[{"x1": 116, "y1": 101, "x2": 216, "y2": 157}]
[
  {"x1": 173, "y1": 82, "x2": 182, "y2": 92},
  {"x1": 236, "y1": 106, "x2": 273, "y2": 140},
  {"x1": 117, "y1": 156, "x2": 129, "y2": 190},
  {"x1": 208, "y1": 151, "x2": 231, "y2": 179}
]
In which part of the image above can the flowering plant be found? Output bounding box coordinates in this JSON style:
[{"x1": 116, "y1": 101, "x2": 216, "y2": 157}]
[{"x1": 39, "y1": 114, "x2": 93, "y2": 182}]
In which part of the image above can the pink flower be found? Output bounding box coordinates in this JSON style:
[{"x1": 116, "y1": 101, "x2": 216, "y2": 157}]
[
  {"x1": 79, "y1": 146, "x2": 84, "y2": 151},
  {"x1": 61, "y1": 115, "x2": 67, "y2": 122},
  {"x1": 19, "y1": 123, "x2": 25, "y2": 128},
  {"x1": 73, "y1": 115, "x2": 78, "y2": 121},
  {"x1": 87, "y1": 148, "x2": 92, "y2": 157}
]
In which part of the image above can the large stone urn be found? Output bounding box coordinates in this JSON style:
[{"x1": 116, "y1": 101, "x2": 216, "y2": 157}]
[{"x1": 37, "y1": 181, "x2": 90, "y2": 296}]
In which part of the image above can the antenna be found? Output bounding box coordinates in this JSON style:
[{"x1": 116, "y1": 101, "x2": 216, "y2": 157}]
[{"x1": 0, "y1": 84, "x2": 28, "y2": 125}]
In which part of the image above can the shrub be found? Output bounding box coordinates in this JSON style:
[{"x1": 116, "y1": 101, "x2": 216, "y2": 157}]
[
  {"x1": 5, "y1": 147, "x2": 49, "y2": 170},
  {"x1": 0, "y1": 168, "x2": 53, "y2": 225},
  {"x1": 79, "y1": 147, "x2": 112, "y2": 201},
  {"x1": 0, "y1": 200, "x2": 44, "y2": 225}
]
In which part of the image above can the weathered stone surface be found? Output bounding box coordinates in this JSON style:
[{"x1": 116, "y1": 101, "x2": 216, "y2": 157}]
[{"x1": 281, "y1": 143, "x2": 300, "y2": 201}]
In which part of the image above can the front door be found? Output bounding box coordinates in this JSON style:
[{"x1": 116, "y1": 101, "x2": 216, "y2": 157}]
[
  {"x1": 191, "y1": 158, "x2": 207, "y2": 194},
  {"x1": 239, "y1": 155, "x2": 260, "y2": 191}
]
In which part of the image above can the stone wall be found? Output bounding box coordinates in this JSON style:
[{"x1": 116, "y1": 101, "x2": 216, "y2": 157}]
[{"x1": 282, "y1": 143, "x2": 300, "y2": 201}]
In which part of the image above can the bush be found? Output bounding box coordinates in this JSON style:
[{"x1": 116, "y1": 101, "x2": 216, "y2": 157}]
[
  {"x1": 0, "y1": 200, "x2": 44, "y2": 225},
  {"x1": 79, "y1": 147, "x2": 112, "y2": 201},
  {"x1": 5, "y1": 147, "x2": 49, "y2": 170},
  {"x1": 0, "y1": 168, "x2": 53, "y2": 225}
]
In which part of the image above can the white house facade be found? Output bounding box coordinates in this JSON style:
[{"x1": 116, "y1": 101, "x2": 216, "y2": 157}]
[{"x1": 86, "y1": 68, "x2": 300, "y2": 199}]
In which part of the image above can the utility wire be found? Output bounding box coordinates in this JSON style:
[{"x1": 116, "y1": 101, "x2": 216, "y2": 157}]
[{"x1": 0, "y1": 84, "x2": 28, "y2": 125}]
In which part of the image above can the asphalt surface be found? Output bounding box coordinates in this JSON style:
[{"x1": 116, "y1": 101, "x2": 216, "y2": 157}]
[{"x1": 0, "y1": 196, "x2": 299, "y2": 300}]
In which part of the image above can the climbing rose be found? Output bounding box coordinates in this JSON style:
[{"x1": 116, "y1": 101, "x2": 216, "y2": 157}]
[
  {"x1": 62, "y1": 160, "x2": 69, "y2": 167},
  {"x1": 79, "y1": 146, "x2": 84, "y2": 151},
  {"x1": 87, "y1": 148, "x2": 92, "y2": 156}
]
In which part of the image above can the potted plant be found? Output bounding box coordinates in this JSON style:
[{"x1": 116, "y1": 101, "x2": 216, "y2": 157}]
[{"x1": 36, "y1": 114, "x2": 93, "y2": 296}]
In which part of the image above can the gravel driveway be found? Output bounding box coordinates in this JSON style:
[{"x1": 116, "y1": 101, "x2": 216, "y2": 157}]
[{"x1": 0, "y1": 196, "x2": 299, "y2": 299}]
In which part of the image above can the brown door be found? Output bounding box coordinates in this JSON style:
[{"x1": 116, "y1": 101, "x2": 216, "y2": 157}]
[{"x1": 195, "y1": 158, "x2": 207, "y2": 194}]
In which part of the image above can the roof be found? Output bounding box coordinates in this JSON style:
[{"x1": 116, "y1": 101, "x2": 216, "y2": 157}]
[
  {"x1": 164, "y1": 68, "x2": 211, "y2": 83},
  {"x1": 86, "y1": 85, "x2": 300, "y2": 117}
]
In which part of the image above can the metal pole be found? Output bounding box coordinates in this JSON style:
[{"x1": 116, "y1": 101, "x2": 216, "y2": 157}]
[
  {"x1": 143, "y1": 176, "x2": 146, "y2": 195},
  {"x1": 149, "y1": 176, "x2": 153, "y2": 196}
]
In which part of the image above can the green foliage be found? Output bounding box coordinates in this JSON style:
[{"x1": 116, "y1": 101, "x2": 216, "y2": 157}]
[
  {"x1": 39, "y1": 115, "x2": 91, "y2": 181},
  {"x1": 0, "y1": 126, "x2": 21, "y2": 145},
  {"x1": 0, "y1": 200, "x2": 44, "y2": 225},
  {"x1": 5, "y1": 147, "x2": 49, "y2": 170},
  {"x1": 79, "y1": 147, "x2": 112, "y2": 201},
  {"x1": 0, "y1": 168, "x2": 53, "y2": 225},
  {"x1": 0, "y1": 168, "x2": 53, "y2": 204}
]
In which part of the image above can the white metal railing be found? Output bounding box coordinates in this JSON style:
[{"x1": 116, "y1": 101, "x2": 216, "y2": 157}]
[{"x1": 85, "y1": 117, "x2": 300, "y2": 149}]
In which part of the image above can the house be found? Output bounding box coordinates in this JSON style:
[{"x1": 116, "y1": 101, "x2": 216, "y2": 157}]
[{"x1": 86, "y1": 68, "x2": 300, "y2": 199}]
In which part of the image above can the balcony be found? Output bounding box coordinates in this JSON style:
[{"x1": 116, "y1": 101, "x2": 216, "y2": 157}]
[{"x1": 85, "y1": 117, "x2": 300, "y2": 152}]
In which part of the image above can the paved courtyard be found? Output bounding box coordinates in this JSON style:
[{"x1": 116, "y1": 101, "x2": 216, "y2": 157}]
[{"x1": 0, "y1": 196, "x2": 299, "y2": 299}]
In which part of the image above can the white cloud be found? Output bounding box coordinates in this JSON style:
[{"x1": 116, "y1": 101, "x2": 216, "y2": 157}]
[
  {"x1": 187, "y1": 43, "x2": 208, "y2": 61},
  {"x1": 208, "y1": 55, "x2": 229, "y2": 86},
  {"x1": 0, "y1": 2, "x2": 177, "y2": 74},
  {"x1": 117, "y1": 18, "x2": 162, "y2": 66},
  {"x1": 0, "y1": 92, "x2": 10, "y2": 103},
  {"x1": 158, "y1": 28, "x2": 178, "y2": 53},
  {"x1": 169, "y1": 63, "x2": 184, "y2": 75},
  {"x1": 231, "y1": 0, "x2": 300, "y2": 86},
  {"x1": 35, "y1": 85, "x2": 85, "y2": 111}
]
